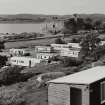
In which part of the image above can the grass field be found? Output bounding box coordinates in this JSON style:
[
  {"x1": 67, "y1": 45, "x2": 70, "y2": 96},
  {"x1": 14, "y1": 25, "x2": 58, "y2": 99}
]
[
  {"x1": 5, "y1": 38, "x2": 56, "y2": 48},
  {"x1": 4, "y1": 37, "x2": 71, "y2": 48},
  {"x1": 5, "y1": 35, "x2": 83, "y2": 49}
]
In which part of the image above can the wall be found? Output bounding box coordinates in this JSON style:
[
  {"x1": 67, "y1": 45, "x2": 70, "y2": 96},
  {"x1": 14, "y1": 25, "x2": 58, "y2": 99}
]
[
  {"x1": 48, "y1": 83, "x2": 89, "y2": 105},
  {"x1": 48, "y1": 83, "x2": 70, "y2": 105}
]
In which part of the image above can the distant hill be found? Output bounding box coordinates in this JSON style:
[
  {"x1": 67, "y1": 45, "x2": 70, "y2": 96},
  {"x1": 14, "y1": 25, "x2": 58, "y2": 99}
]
[
  {"x1": 0, "y1": 14, "x2": 62, "y2": 23},
  {"x1": 0, "y1": 14, "x2": 105, "y2": 23}
]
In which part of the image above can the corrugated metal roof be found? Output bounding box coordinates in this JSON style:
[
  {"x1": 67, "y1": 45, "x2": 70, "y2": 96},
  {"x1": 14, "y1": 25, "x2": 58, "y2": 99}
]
[{"x1": 48, "y1": 66, "x2": 105, "y2": 84}]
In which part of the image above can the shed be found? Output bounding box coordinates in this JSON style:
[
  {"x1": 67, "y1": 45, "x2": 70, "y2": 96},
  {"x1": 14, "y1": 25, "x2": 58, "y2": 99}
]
[{"x1": 48, "y1": 66, "x2": 105, "y2": 105}]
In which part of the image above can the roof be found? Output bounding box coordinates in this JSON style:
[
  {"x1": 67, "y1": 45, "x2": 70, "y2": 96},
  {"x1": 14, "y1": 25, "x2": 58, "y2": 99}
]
[{"x1": 48, "y1": 66, "x2": 105, "y2": 85}]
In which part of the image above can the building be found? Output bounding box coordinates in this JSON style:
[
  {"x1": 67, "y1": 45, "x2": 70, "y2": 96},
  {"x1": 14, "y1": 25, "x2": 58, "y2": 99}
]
[
  {"x1": 100, "y1": 41, "x2": 105, "y2": 46},
  {"x1": 35, "y1": 46, "x2": 54, "y2": 53},
  {"x1": 9, "y1": 48, "x2": 30, "y2": 56},
  {"x1": 35, "y1": 52, "x2": 58, "y2": 60},
  {"x1": 48, "y1": 66, "x2": 105, "y2": 105},
  {"x1": 60, "y1": 48, "x2": 80, "y2": 57},
  {"x1": 10, "y1": 56, "x2": 42, "y2": 67},
  {"x1": 51, "y1": 43, "x2": 81, "y2": 58},
  {"x1": 67, "y1": 43, "x2": 81, "y2": 49},
  {"x1": 51, "y1": 44, "x2": 70, "y2": 52}
]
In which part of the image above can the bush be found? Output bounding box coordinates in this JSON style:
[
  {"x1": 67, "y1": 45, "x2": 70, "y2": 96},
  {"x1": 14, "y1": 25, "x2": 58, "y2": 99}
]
[
  {"x1": 60, "y1": 57, "x2": 83, "y2": 67},
  {"x1": 0, "y1": 56, "x2": 7, "y2": 68},
  {"x1": 55, "y1": 38, "x2": 66, "y2": 44},
  {"x1": 0, "y1": 86, "x2": 26, "y2": 105},
  {"x1": 0, "y1": 66, "x2": 34, "y2": 85}
]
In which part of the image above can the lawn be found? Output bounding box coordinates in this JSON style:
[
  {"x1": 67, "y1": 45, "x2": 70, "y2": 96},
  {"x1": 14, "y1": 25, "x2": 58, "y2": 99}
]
[{"x1": 4, "y1": 34, "x2": 82, "y2": 49}]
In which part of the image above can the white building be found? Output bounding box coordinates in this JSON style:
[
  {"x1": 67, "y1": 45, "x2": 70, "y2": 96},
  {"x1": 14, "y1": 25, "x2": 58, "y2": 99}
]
[
  {"x1": 67, "y1": 43, "x2": 81, "y2": 49},
  {"x1": 9, "y1": 48, "x2": 30, "y2": 56},
  {"x1": 35, "y1": 52, "x2": 58, "y2": 60},
  {"x1": 100, "y1": 41, "x2": 105, "y2": 46},
  {"x1": 35, "y1": 46, "x2": 53, "y2": 53},
  {"x1": 10, "y1": 56, "x2": 42, "y2": 67},
  {"x1": 51, "y1": 43, "x2": 81, "y2": 58},
  {"x1": 51, "y1": 44, "x2": 70, "y2": 51},
  {"x1": 60, "y1": 48, "x2": 80, "y2": 58}
]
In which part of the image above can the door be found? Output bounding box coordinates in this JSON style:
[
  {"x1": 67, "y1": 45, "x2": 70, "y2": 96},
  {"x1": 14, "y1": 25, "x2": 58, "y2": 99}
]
[
  {"x1": 29, "y1": 60, "x2": 31, "y2": 67},
  {"x1": 70, "y1": 87, "x2": 82, "y2": 105}
]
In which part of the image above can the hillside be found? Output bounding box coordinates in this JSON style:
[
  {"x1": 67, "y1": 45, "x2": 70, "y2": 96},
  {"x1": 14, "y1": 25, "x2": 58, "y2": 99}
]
[
  {"x1": 0, "y1": 14, "x2": 61, "y2": 23},
  {"x1": 0, "y1": 14, "x2": 105, "y2": 23}
]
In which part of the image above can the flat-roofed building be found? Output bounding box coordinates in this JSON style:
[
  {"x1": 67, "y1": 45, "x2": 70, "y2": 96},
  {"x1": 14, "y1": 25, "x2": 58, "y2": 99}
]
[
  {"x1": 51, "y1": 44, "x2": 70, "y2": 52},
  {"x1": 48, "y1": 66, "x2": 105, "y2": 105},
  {"x1": 10, "y1": 56, "x2": 42, "y2": 67},
  {"x1": 67, "y1": 43, "x2": 81, "y2": 49},
  {"x1": 60, "y1": 48, "x2": 80, "y2": 58},
  {"x1": 35, "y1": 52, "x2": 58, "y2": 60},
  {"x1": 9, "y1": 48, "x2": 30, "y2": 56},
  {"x1": 35, "y1": 46, "x2": 54, "y2": 53}
]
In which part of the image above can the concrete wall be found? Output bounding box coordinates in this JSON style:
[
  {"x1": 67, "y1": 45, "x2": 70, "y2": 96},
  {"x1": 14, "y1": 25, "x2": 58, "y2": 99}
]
[{"x1": 48, "y1": 83, "x2": 89, "y2": 105}]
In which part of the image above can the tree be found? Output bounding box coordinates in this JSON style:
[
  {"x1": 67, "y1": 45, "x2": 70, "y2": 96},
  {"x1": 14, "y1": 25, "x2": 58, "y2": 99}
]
[
  {"x1": 94, "y1": 20, "x2": 102, "y2": 30},
  {"x1": 55, "y1": 38, "x2": 66, "y2": 44},
  {"x1": 64, "y1": 17, "x2": 85, "y2": 34},
  {"x1": 0, "y1": 41, "x2": 5, "y2": 52},
  {"x1": 79, "y1": 32, "x2": 101, "y2": 61},
  {"x1": 60, "y1": 57, "x2": 83, "y2": 67},
  {"x1": 0, "y1": 56, "x2": 7, "y2": 68},
  {"x1": 101, "y1": 22, "x2": 105, "y2": 33},
  {"x1": 90, "y1": 44, "x2": 105, "y2": 61},
  {"x1": 84, "y1": 18, "x2": 93, "y2": 31}
]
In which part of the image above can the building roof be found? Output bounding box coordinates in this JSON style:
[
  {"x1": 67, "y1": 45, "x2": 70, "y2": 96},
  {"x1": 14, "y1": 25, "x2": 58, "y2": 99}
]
[{"x1": 48, "y1": 66, "x2": 105, "y2": 85}]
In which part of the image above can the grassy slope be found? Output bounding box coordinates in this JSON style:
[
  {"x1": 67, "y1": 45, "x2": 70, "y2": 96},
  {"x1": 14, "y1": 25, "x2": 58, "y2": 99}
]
[
  {"x1": 0, "y1": 62, "x2": 79, "y2": 105},
  {"x1": 4, "y1": 34, "x2": 83, "y2": 48}
]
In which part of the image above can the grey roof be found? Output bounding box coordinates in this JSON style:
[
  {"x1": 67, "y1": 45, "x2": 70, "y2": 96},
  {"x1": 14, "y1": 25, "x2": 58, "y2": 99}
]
[{"x1": 48, "y1": 66, "x2": 105, "y2": 84}]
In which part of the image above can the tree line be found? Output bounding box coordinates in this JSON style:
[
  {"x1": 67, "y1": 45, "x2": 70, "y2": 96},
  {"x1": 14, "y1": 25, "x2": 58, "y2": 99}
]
[{"x1": 63, "y1": 14, "x2": 105, "y2": 34}]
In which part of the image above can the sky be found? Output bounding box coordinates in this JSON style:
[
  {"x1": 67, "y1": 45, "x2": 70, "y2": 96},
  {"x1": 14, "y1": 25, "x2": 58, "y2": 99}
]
[{"x1": 0, "y1": 0, "x2": 105, "y2": 15}]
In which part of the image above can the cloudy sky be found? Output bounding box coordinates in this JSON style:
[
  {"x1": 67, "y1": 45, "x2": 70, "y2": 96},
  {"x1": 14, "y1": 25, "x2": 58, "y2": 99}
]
[{"x1": 0, "y1": 0, "x2": 104, "y2": 15}]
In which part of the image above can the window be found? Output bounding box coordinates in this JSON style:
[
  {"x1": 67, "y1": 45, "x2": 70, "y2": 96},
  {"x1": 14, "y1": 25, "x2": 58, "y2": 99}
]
[{"x1": 101, "y1": 81, "x2": 105, "y2": 104}]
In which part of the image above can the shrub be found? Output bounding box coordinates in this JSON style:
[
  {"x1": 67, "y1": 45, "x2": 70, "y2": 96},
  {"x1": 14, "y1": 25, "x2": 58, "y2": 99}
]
[
  {"x1": 60, "y1": 57, "x2": 83, "y2": 67},
  {"x1": 0, "y1": 66, "x2": 34, "y2": 85},
  {"x1": 0, "y1": 86, "x2": 26, "y2": 105},
  {"x1": 0, "y1": 56, "x2": 7, "y2": 68},
  {"x1": 55, "y1": 38, "x2": 66, "y2": 44}
]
